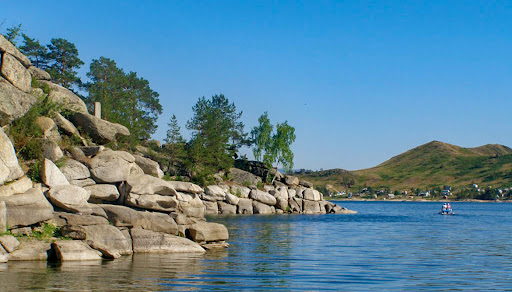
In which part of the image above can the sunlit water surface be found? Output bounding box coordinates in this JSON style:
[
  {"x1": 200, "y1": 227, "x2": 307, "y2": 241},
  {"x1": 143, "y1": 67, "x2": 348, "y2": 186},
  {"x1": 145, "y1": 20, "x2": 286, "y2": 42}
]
[{"x1": 2, "y1": 201, "x2": 512, "y2": 291}]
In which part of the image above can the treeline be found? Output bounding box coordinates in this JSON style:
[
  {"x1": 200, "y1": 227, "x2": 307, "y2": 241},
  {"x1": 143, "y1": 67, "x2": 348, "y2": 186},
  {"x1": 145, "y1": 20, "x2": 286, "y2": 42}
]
[{"x1": 1, "y1": 23, "x2": 296, "y2": 185}]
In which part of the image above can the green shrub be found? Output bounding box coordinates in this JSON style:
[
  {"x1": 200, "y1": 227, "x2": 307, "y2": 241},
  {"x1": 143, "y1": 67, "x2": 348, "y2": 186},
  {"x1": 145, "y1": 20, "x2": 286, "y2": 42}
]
[{"x1": 27, "y1": 160, "x2": 43, "y2": 182}]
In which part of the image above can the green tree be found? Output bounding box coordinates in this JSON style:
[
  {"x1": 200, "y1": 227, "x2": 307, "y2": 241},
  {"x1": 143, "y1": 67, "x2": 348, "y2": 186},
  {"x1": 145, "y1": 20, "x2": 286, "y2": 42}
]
[
  {"x1": 4, "y1": 23, "x2": 22, "y2": 46},
  {"x1": 86, "y1": 57, "x2": 162, "y2": 142},
  {"x1": 251, "y1": 114, "x2": 296, "y2": 179},
  {"x1": 164, "y1": 115, "x2": 187, "y2": 175},
  {"x1": 251, "y1": 111, "x2": 273, "y2": 162},
  {"x1": 46, "y1": 38, "x2": 84, "y2": 89},
  {"x1": 186, "y1": 94, "x2": 247, "y2": 181},
  {"x1": 19, "y1": 34, "x2": 48, "y2": 68}
]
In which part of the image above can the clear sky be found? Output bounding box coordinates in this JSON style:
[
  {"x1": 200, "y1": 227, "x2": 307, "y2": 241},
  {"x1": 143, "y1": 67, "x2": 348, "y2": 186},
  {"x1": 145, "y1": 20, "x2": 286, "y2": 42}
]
[{"x1": 3, "y1": 1, "x2": 511, "y2": 170}]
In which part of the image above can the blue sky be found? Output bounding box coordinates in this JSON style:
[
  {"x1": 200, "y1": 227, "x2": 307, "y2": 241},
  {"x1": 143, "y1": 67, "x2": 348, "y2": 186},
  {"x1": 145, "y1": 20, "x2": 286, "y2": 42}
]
[{"x1": 3, "y1": 1, "x2": 512, "y2": 170}]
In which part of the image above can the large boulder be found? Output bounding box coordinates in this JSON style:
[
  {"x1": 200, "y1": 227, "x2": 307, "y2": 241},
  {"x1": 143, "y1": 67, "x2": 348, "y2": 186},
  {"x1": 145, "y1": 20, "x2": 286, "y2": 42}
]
[
  {"x1": 218, "y1": 201, "x2": 237, "y2": 214},
  {"x1": 188, "y1": 222, "x2": 229, "y2": 243},
  {"x1": 236, "y1": 198, "x2": 253, "y2": 214},
  {"x1": 0, "y1": 176, "x2": 33, "y2": 197},
  {"x1": 38, "y1": 80, "x2": 88, "y2": 113},
  {"x1": 0, "y1": 128, "x2": 24, "y2": 185},
  {"x1": 166, "y1": 181, "x2": 203, "y2": 194},
  {"x1": 41, "y1": 140, "x2": 64, "y2": 162},
  {"x1": 125, "y1": 174, "x2": 177, "y2": 196},
  {"x1": 133, "y1": 155, "x2": 164, "y2": 178},
  {"x1": 249, "y1": 189, "x2": 277, "y2": 206},
  {"x1": 99, "y1": 205, "x2": 138, "y2": 227},
  {"x1": 8, "y1": 240, "x2": 52, "y2": 261},
  {"x1": 54, "y1": 112, "x2": 79, "y2": 136},
  {"x1": 88, "y1": 151, "x2": 133, "y2": 183},
  {"x1": 203, "y1": 185, "x2": 226, "y2": 202},
  {"x1": 54, "y1": 212, "x2": 108, "y2": 226},
  {"x1": 0, "y1": 201, "x2": 6, "y2": 233},
  {"x1": 229, "y1": 168, "x2": 262, "y2": 188},
  {"x1": 303, "y1": 189, "x2": 321, "y2": 201},
  {"x1": 125, "y1": 193, "x2": 178, "y2": 212},
  {"x1": 202, "y1": 201, "x2": 218, "y2": 215},
  {"x1": 2, "y1": 188, "x2": 54, "y2": 228},
  {"x1": 1, "y1": 52, "x2": 31, "y2": 92},
  {"x1": 284, "y1": 175, "x2": 300, "y2": 187},
  {"x1": 69, "y1": 112, "x2": 130, "y2": 144},
  {"x1": 82, "y1": 224, "x2": 132, "y2": 255},
  {"x1": 225, "y1": 193, "x2": 240, "y2": 205},
  {"x1": 51, "y1": 240, "x2": 102, "y2": 261},
  {"x1": 130, "y1": 229, "x2": 205, "y2": 253},
  {"x1": 0, "y1": 77, "x2": 37, "y2": 126},
  {"x1": 0, "y1": 235, "x2": 20, "y2": 253},
  {"x1": 230, "y1": 185, "x2": 250, "y2": 198},
  {"x1": 176, "y1": 193, "x2": 205, "y2": 219},
  {"x1": 271, "y1": 187, "x2": 289, "y2": 210},
  {"x1": 252, "y1": 200, "x2": 274, "y2": 214},
  {"x1": 288, "y1": 197, "x2": 302, "y2": 213},
  {"x1": 0, "y1": 35, "x2": 31, "y2": 67},
  {"x1": 28, "y1": 66, "x2": 51, "y2": 80},
  {"x1": 303, "y1": 200, "x2": 323, "y2": 214},
  {"x1": 42, "y1": 158, "x2": 69, "y2": 188},
  {"x1": 84, "y1": 184, "x2": 119, "y2": 202},
  {"x1": 47, "y1": 185, "x2": 92, "y2": 214},
  {"x1": 60, "y1": 159, "x2": 90, "y2": 182},
  {"x1": 137, "y1": 212, "x2": 178, "y2": 235}
]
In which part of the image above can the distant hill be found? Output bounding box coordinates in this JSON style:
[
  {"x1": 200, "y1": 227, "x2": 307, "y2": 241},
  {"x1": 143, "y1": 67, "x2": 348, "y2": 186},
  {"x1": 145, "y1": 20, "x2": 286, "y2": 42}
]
[{"x1": 297, "y1": 141, "x2": 512, "y2": 192}]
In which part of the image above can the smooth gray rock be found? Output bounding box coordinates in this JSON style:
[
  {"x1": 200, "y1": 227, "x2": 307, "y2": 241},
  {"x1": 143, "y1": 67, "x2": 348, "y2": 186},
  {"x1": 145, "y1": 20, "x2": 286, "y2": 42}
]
[
  {"x1": 0, "y1": 201, "x2": 6, "y2": 233},
  {"x1": 203, "y1": 185, "x2": 226, "y2": 201},
  {"x1": 69, "y1": 112, "x2": 130, "y2": 144},
  {"x1": 133, "y1": 155, "x2": 164, "y2": 178},
  {"x1": 0, "y1": 235, "x2": 20, "y2": 252},
  {"x1": 86, "y1": 240, "x2": 120, "y2": 259},
  {"x1": 229, "y1": 168, "x2": 262, "y2": 188},
  {"x1": 35, "y1": 116, "x2": 60, "y2": 141},
  {"x1": 271, "y1": 187, "x2": 289, "y2": 210},
  {"x1": 137, "y1": 211, "x2": 178, "y2": 235},
  {"x1": 54, "y1": 212, "x2": 108, "y2": 226},
  {"x1": 188, "y1": 222, "x2": 229, "y2": 243},
  {"x1": 166, "y1": 181, "x2": 203, "y2": 194},
  {"x1": 84, "y1": 184, "x2": 119, "y2": 202},
  {"x1": 303, "y1": 188, "x2": 321, "y2": 201},
  {"x1": 203, "y1": 201, "x2": 218, "y2": 215},
  {"x1": 0, "y1": 176, "x2": 33, "y2": 197},
  {"x1": 60, "y1": 159, "x2": 90, "y2": 181},
  {"x1": 218, "y1": 201, "x2": 237, "y2": 214},
  {"x1": 1, "y1": 52, "x2": 31, "y2": 92},
  {"x1": 88, "y1": 151, "x2": 132, "y2": 183},
  {"x1": 287, "y1": 189, "x2": 297, "y2": 199},
  {"x1": 47, "y1": 185, "x2": 92, "y2": 214},
  {"x1": 252, "y1": 200, "x2": 274, "y2": 214},
  {"x1": 113, "y1": 150, "x2": 135, "y2": 163},
  {"x1": 225, "y1": 193, "x2": 240, "y2": 205},
  {"x1": 0, "y1": 35, "x2": 31, "y2": 67},
  {"x1": 125, "y1": 173, "x2": 177, "y2": 196},
  {"x1": 51, "y1": 240, "x2": 102, "y2": 261},
  {"x1": 38, "y1": 80, "x2": 88, "y2": 113},
  {"x1": 230, "y1": 185, "x2": 250, "y2": 198},
  {"x1": 0, "y1": 128, "x2": 24, "y2": 185},
  {"x1": 42, "y1": 158, "x2": 69, "y2": 188},
  {"x1": 80, "y1": 146, "x2": 104, "y2": 157},
  {"x1": 303, "y1": 200, "x2": 323, "y2": 214},
  {"x1": 28, "y1": 66, "x2": 51, "y2": 80},
  {"x1": 70, "y1": 178, "x2": 96, "y2": 188},
  {"x1": 60, "y1": 225, "x2": 86, "y2": 240},
  {"x1": 299, "y1": 180, "x2": 313, "y2": 188},
  {"x1": 0, "y1": 77, "x2": 37, "y2": 126},
  {"x1": 284, "y1": 175, "x2": 300, "y2": 186},
  {"x1": 249, "y1": 189, "x2": 277, "y2": 206},
  {"x1": 82, "y1": 224, "x2": 132, "y2": 255},
  {"x1": 54, "y1": 112, "x2": 79, "y2": 136},
  {"x1": 130, "y1": 228, "x2": 205, "y2": 253},
  {"x1": 289, "y1": 197, "x2": 302, "y2": 213},
  {"x1": 125, "y1": 193, "x2": 178, "y2": 212},
  {"x1": 2, "y1": 188, "x2": 54, "y2": 228},
  {"x1": 8, "y1": 240, "x2": 51, "y2": 261},
  {"x1": 236, "y1": 198, "x2": 253, "y2": 214},
  {"x1": 99, "y1": 204, "x2": 138, "y2": 227},
  {"x1": 176, "y1": 194, "x2": 205, "y2": 219},
  {"x1": 41, "y1": 139, "x2": 64, "y2": 162}
]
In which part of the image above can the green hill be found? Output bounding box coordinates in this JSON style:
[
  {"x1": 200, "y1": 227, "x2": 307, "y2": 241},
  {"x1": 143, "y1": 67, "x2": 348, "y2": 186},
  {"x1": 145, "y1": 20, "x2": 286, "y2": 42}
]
[{"x1": 297, "y1": 141, "x2": 512, "y2": 192}]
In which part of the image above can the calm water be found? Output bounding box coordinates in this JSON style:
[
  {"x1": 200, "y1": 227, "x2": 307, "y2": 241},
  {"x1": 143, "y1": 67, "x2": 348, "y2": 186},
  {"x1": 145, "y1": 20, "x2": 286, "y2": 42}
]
[{"x1": 2, "y1": 201, "x2": 512, "y2": 291}]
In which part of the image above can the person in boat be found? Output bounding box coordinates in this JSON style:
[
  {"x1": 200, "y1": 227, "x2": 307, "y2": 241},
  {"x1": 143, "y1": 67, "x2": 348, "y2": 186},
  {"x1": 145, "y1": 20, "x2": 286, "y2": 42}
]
[
  {"x1": 442, "y1": 203, "x2": 448, "y2": 212},
  {"x1": 446, "y1": 203, "x2": 451, "y2": 211}
]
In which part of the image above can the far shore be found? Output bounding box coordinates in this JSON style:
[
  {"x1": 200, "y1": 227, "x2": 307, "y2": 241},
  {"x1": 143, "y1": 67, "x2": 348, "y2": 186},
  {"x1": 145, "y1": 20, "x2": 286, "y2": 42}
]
[{"x1": 329, "y1": 198, "x2": 509, "y2": 203}]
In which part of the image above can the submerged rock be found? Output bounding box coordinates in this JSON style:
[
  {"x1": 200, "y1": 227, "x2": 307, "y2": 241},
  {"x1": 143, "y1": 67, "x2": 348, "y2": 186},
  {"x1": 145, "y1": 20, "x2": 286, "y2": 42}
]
[{"x1": 130, "y1": 229, "x2": 205, "y2": 253}]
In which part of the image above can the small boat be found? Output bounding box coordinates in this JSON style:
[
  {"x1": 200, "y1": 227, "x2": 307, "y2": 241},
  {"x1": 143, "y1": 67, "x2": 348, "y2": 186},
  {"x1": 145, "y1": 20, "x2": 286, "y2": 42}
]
[{"x1": 439, "y1": 203, "x2": 454, "y2": 215}]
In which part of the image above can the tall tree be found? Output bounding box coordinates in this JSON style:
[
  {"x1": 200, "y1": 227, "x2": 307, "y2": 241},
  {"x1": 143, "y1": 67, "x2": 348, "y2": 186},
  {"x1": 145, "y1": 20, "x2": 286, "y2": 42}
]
[
  {"x1": 4, "y1": 23, "x2": 22, "y2": 46},
  {"x1": 251, "y1": 115, "x2": 296, "y2": 177},
  {"x1": 251, "y1": 111, "x2": 273, "y2": 162},
  {"x1": 46, "y1": 38, "x2": 84, "y2": 89},
  {"x1": 19, "y1": 34, "x2": 48, "y2": 68},
  {"x1": 186, "y1": 94, "x2": 247, "y2": 180},
  {"x1": 164, "y1": 115, "x2": 187, "y2": 175},
  {"x1": 86, "y1": 57, "x2": 162, "y2": 141}
]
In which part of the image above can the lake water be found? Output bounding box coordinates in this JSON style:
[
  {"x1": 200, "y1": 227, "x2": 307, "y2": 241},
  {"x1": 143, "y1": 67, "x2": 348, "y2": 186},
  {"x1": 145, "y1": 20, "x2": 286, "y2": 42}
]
[{"x1": 2, "y1": 201, "x2": 512, "y2": 291}]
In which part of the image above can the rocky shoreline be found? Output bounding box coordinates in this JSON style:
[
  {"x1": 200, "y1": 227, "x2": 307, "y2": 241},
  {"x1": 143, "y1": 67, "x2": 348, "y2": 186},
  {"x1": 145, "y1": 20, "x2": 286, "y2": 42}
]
[{"x1": 0, "y1": 34, "x2": 355, "y2": 264}]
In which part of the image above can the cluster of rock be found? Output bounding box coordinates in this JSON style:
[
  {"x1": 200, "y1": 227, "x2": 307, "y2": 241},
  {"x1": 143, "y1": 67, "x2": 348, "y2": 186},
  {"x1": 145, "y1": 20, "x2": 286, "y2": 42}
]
[
  {"x1": 202, "y1": 168, "x2": 355, "y2": 215},
  {"x1": 0, "y1": 34, "x2": 355, "y2": 263}
]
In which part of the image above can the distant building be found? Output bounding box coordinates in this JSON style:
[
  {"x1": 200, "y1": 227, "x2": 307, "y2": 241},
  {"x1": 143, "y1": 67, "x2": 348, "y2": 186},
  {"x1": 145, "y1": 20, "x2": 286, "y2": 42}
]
[
  {"x1": 419, "y1": 191, "x2": 430, "y2": 197},
  {"x1": 441, "y1": 190, "x2": 451, "y2": 196}
]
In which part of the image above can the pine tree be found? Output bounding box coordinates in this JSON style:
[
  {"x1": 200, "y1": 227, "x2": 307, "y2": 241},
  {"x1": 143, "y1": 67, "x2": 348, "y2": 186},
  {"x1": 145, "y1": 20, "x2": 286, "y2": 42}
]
[
  {"x1": 164, "y1": 115, "x2": 187, "y2": 175},
  {"x1": 19, "y1": 34, "x2": 48, "y2": 68},
  {"x1": 86, "y1": 57, "x2": 162, "y2": 142},
  {"x1": 186, "y1": 94, "x2": 247, "y2": 181},
  {"x1": 4, "y1": 24, "x2": 22, "y2": 47},
  {"x1": 46, "y1": 38, "x2": 84, "y2": 89}
]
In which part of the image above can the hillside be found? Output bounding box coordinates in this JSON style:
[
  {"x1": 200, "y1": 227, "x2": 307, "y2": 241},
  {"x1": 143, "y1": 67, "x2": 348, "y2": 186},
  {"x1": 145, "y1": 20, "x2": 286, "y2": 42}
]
[{"x1": 297, "y1": 141, "x2": 512, "y2": 192}]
